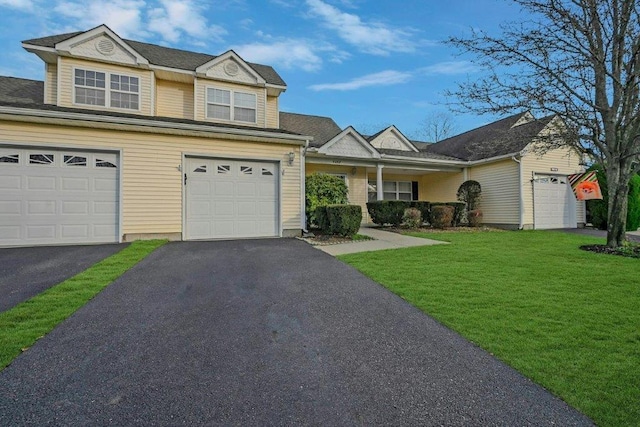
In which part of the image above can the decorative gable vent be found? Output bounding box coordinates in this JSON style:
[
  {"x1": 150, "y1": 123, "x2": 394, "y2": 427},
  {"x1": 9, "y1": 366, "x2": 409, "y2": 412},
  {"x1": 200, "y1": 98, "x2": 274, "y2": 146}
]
[
  {"x1": 224, "y1": 61, "x2": 239, "y2": 76},
  {"x1": 96, "y1": 39, "x2": 116, "y2": 56}
]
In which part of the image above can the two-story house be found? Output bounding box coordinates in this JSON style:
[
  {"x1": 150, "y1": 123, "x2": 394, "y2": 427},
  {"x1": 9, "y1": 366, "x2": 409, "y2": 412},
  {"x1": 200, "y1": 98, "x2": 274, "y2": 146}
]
[
  {"x1": 0, "y1": 25, "x2": 309, "y2": 246},
  {"x1": 0, "y1": 25, "x2": 586, "y2": 247}
]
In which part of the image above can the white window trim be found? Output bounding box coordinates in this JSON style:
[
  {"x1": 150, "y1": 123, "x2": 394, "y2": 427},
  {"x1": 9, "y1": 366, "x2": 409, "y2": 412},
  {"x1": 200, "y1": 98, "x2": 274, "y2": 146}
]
[
  {"x1": 205, "y1": 86, "x2": 257, "y2": 124},
  {"x1": 72, "y1": 67, "x2": 141, "y2": 112}
]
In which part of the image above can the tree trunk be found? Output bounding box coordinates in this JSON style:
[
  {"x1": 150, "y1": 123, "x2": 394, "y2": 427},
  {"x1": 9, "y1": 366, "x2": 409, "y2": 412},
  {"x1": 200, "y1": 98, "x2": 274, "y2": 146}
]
[{"x1": 606, "y1": 162, "x2": 629, "y2": 248}]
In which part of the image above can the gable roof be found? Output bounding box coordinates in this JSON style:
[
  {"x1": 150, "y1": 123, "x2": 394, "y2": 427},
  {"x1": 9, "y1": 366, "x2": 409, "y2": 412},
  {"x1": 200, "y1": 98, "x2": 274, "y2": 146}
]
[
  {"x1": 22, "y1": 29, "x2": 286, "y2": 87},
  {"x1": 279, "y1": 112, "x2": 342, "y2": 147},
  {"x1": 424, "y1": 112, "x2": 556, "y2": 161},
  {"x1": 0, "y1": 76, "x2": 43, "y2": 105}
]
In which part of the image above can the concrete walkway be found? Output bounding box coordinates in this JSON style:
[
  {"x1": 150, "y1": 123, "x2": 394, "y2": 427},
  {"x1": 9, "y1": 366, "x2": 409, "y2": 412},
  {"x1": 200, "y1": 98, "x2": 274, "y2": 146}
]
[{"x1": 316, "y1": 226, "x2": 447, "y2": 256}]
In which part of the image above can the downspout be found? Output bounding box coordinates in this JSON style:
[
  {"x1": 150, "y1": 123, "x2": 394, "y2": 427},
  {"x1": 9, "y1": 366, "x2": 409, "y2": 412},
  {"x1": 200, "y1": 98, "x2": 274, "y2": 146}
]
[
  {"x1": 301, "y1": 140, "x2": 310, "y2": 233},
  {"x1": 512, "y1": 155, "x2": 524, "y2": 229}
]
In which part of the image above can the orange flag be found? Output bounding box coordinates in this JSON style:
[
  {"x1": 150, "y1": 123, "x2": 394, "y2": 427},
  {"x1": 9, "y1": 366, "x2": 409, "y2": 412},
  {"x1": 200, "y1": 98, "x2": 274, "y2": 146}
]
[{"x1": 568, "y1": 171, "x2": 603, "y2": 201}]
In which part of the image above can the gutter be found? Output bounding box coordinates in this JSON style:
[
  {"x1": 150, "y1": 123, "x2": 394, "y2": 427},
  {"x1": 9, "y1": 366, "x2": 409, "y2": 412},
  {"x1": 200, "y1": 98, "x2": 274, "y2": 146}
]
[
  {"x1": 0, "y1": 106, "x2": 309, "y2": 146},
  {"x1": 300, "y1": 139, "x2": 310, "y2": 233},
  {"x1": 512, "y1": 155, "x2": 525, "y2": 229}
]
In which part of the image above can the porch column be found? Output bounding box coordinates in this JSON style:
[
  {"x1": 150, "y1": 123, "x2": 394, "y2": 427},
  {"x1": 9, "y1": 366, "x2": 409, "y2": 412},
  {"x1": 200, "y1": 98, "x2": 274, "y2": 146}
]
[{"x1": 376, "y1": 164, "x2": 384, "y2": 201}]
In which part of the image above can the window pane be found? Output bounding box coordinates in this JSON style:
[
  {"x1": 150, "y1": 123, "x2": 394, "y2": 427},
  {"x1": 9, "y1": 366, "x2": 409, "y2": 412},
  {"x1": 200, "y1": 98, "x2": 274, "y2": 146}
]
[
  {"x1": 208, "y1": 88, "x2": 230, "y2": 104},
  {"x1": 234, "y1": 107, "x2": 256, "y2": 123},
  {"x1": 398, "y1": 182, "x2": 412, "y2": 192},
  {"x1": 207, "y1": 104, "x2": 230, "y2": 120},
  {"x1": 383, "y1": 192, "x2": 397, "y2": 200},
  {"x1": 234, "y1": 92, "x2": 256, "y2": 108},
  {"x1": 383, "y1": 181, "x2": 396, "y2": 192},
  {"x1": 398, "y1": 193, "x2": 412, "y2": 201}
]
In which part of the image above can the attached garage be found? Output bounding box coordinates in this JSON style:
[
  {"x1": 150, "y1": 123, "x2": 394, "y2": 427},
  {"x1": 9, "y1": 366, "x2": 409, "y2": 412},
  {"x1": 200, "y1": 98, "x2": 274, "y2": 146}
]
[
  {"x1": 184, "y1": 157, "x2": 279, "y2": 240},
  {"x1": 533, "y1": 174, "x2": 577, "y2": 229},
  {"x1": 0, "y1": 147, "x2": 119, "y2": 246}
]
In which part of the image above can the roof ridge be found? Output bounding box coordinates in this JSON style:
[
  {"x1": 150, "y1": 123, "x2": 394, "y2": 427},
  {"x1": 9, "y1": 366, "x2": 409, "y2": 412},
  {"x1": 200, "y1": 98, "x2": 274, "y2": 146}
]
[{"x1": 435, "y1": 112, "x2": 525, "y2": 144}]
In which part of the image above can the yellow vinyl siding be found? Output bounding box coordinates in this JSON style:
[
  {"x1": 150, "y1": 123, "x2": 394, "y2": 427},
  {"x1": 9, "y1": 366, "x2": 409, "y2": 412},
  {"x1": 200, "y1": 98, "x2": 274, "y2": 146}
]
[
  {"x1": 420, "y1": 172, "x2": 464, "y2": 202},
  {"x1": 469, "y1": 159, "x2": 520, "y2": 225},
  {"x1": 0, "y1": 121, "x2": 302, "y2": 236},
  {"x1": 194, "y1": 78, "x2": 266, "y2": 127},
  {"x1": 306, "y1": 164, "x2": 369, "y2": 222},
  {"x1": 521, "y1": 146, "x2": 585, "y2": 226},
  {"x1": 57, "y1": 57, "x2": 153, "y2": 116},
  {"x1": 266, "y1": 95, "x2": 279, "y2": 128},
  {"x1": 155, "y1": 79, "x2": 194, "y2": 120},
  {"x1": 45, "y1": 63, "x2": 57, "y2": 104}
]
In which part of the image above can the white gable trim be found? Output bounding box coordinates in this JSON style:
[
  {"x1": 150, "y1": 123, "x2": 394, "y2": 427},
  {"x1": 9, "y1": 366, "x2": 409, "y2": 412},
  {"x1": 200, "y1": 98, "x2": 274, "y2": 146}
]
[
  {"x1": 318, "y1": 126, "x2": 381, "y2": 158},
  {"x1": 55, "y1": 25, "x2": 149, "y2": 67},
  {"x1": 195, "y1": 50, "x2": 266, "y2": 85},
  {"x1": 369, "y1": 126, "x2": 418, "y2": 152}
]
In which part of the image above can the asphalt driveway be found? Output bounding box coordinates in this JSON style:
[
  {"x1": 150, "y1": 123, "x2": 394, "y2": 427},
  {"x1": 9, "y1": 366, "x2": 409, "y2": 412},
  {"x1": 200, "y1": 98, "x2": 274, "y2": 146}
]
[
  {"x1": 0, "y1": 243, "x2": 128, "y2": 312},
  {"x1": 0, "y1": 239, "x2": 593, "y2": 426}
]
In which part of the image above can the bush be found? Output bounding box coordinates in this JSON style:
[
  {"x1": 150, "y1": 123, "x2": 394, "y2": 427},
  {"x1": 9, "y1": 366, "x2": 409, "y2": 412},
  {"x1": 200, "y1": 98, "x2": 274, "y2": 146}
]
[
  {"x1": 325, "y1": 204, "x2": 362, "y2": 237},
  {"x1": 586, "y1": 166, "x2": 640, "y2": 231},
  {"x1": 366, "y1": 200, "x2": 408, "y2": 226},
  {"x1": 403, "y1": 207, "x2": 422, "y2": 229},
  {"x1": 430, "y1": 202, "x2": 466, "y2": 226},
  {"x1": 314, "y1": 206, "x2": 330, "y2": 232},
  {"x1": 468, "y1": 209, "x2": 483, "y2": 227},
  {"x1": 431, "y1": 205, "x2": 454, "y2": 228},
  {"x1": 305, "y1": 173, "x2": 348, "y2": 227},
  {"x1": 409, "y1": 201, "x2": 431, "y2": 224},
  {"x1": 457, "y1": 180, "x2": 482, "y2": 211}
]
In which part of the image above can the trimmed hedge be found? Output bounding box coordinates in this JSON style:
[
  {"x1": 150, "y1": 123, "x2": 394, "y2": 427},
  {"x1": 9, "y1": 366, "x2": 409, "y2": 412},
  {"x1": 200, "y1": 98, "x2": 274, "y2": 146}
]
[
  {"x1": 305, "y1": 173, "x2": 348, "y2": 227},
  {"x1": 324, "y1": 204, "x2": 362, "y2": 237},
  {"x1": 431, "y1": 202, "x2": 466, "y2": 226},
  {"x1": 366, "y1": 200, "x2": 407, "y2": 226},
  {"x1": 432, "y1": 205, "x2": 454, "y2": 228},
  {"x1": 403, "y1": 207, "x2": 422, "y2": 229},
  {"x1": 409, "y1": 201, "x2": 431, "y2": 224}
]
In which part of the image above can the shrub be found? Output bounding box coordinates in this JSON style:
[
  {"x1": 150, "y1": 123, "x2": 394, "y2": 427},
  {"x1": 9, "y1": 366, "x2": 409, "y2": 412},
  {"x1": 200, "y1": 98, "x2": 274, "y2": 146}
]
[
  {"x1": 468, "y1": 209, "x2": 483, "y2": 227},
  {"x1": 325, "y1": 204, "x2": 362, "y2": 237},
  {"x1": 430, "y1": 202, "x2": 466, "y2": 226},
  {"x1": 314, "y1": 206, "x2": 330, "y2": 232},
  {"x1": 431, "y1": 205, "x2": 454, "y2": 228},
  {"x1": 403, "y1": 207, "x2": 422, "y2": 229},
  {"x1": 366, "y1": 200, "x2": 408, "y2": 226},
  {"x1": 305, "y1": 173, "x2": 348, "y2": 227},
  {"x1": 586, "y1": 166, "x2": 640, "y2": 231},
  {"x1": 457, "y1": 180, "x2": 482, "y2": 211},
  {"x1": 409, "y1": 201, "x2": 431, "y2": 224}
]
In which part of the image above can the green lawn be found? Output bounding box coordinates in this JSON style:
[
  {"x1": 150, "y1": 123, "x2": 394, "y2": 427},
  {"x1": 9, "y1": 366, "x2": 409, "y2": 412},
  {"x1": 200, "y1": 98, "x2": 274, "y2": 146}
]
[
  {"x1": 339, "y1": 230, "x2": 639, "y2": 427},
  {"x1": 0, "y1": 239, "x2": 166, "y2": 371}
]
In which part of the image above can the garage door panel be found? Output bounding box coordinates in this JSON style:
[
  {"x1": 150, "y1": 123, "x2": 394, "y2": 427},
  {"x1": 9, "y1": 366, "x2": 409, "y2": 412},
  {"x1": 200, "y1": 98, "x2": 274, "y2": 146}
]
[
  {"x1": 186, "y1": 157, "x2": 279, "y2": 240},
  {"x1": 533, "y1": 175, "x2": 577, "y2": 229},
  {"x1": 0, "y1": 147, "x2": 119, "y2": 246}
]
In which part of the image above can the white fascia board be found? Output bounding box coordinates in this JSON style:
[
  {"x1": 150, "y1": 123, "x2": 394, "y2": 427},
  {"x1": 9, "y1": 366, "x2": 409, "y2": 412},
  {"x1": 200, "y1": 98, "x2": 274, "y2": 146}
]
[
  {"x1": 0, "y1": 106, "x2": 308, "y2": 145},
  {"x1": 149, "y1": 64, "x2": 194, "y2": 76},
  {"x1": 380, "y1": 154, "x2": 466, "y2": 167},
  {"x1": 388, "y1": 126, "x2": 419, "y2": 152},
  {"x1": 195, "y1": 50, "x2": 266, "y2": 85},
  {"x1": 319, "y1": 127, "x2": 381, "y2": 158},
  {"x1": 22, "y1": 44, "x2": 56, "y2": 54},
  {"x1": 55, "y1": 25, "x2": 149, "y2": 67},
  {"x1": 466, "y1": 152, "x2": 522, "y2": 166}
]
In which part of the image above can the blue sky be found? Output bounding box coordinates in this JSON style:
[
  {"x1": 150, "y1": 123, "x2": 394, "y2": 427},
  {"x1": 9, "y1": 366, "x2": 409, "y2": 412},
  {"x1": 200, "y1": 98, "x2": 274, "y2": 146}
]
[{"x1": 0, "y1": 0, "x2": 522, "y2": 139}]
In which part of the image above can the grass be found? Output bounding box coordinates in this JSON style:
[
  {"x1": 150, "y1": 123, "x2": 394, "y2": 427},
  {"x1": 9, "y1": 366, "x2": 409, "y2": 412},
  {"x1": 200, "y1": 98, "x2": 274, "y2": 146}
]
[
  {"x1": 338, "y1": 230, "x2": 639, "y2": 427},
  {"x1": 0, "y1": 239, "x2": 166, "y2": 371}
]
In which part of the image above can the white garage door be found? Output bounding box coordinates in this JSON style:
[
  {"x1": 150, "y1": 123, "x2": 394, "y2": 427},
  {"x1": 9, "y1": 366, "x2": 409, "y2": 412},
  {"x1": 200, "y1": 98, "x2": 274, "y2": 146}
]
[
  {"x1": 533, "y1": 174, "x2": 577, "y2": 229},
  {"x1": 185, "y1": 157, "x2": 279, "y2": 239},
  {"x1": 0, "y1": 147, "x2": 119, "y2": 246}
]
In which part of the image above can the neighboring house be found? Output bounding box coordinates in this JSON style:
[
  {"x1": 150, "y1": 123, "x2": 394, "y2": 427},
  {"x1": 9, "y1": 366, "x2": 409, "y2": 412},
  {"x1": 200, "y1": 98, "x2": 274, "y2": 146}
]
[
  {"x1": 0, "y1": 25, "x2": 309, "y2": 247},
  {"x1": 0, "y1": 25, "x2": 585, "y2": 248},
  {"x1": 280, "y1": 111, "x2": 586, "y2": 230}
]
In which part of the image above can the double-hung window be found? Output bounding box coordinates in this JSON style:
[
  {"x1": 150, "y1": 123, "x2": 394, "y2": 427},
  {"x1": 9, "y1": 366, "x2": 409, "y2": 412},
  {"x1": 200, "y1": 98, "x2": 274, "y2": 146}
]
[
  {"x1": 74, "y1": 69, "x2": 139, "y2": 110},
  {"x1": 206, "y1": 88, "x2": 256, "y2": 123},
  {"x1": 368, "y1": 180, "x2": 414, "y2": 201}
]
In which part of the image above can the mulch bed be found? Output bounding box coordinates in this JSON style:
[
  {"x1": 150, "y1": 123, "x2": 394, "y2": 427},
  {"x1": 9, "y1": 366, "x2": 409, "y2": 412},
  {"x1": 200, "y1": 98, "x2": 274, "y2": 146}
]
[
  {"x1": 388, "y1": 226, "x2": 506, "y2": 234},
  {"x1": 298, "y1": 233, "x2": 373, "y2": 246},
  {"x1": 580, "y1": 244, "x2": 640, "y2": 258}
]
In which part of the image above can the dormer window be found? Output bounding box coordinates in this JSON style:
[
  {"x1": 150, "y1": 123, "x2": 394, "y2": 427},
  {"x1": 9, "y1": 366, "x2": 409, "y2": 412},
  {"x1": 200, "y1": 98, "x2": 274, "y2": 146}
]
[
  {"x1": 206, "y1": 87, "x2": 256, "y2": 124},
  {"x1": 74, "y1": 68, "x2": 139, "y2": 110}
]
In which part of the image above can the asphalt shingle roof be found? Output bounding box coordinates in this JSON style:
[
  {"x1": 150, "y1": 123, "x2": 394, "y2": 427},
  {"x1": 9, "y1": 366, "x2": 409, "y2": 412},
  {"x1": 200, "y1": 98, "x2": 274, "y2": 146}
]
[
  {"x1": 424, "y1": 113, "x2": 555, "y2": 161},
  {"x1": 0, "y1": 76, "x2": 300, "y2": 137},
  {"x1": 23, "y1": 31, "x2": 286, "y2": 87},
  {"x1": 377, "y1": 148, "x2": 461, "y2": 161},
  {"x1": 279, "y1": 112, "x2": 342, "y2": 147}
]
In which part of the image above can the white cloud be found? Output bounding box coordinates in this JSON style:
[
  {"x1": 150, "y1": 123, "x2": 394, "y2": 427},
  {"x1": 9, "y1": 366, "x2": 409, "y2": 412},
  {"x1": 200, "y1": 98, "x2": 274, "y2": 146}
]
[
  {"x1": 234, "y1": 39, "x2": 324, "y2": 72},
  {"x1": 54, "y1": 0, "x2": 146, "y2": 38},
  {"x1": 420, "y1": 61, "x2": 478, "y2": 75},
  {"x1": 309, "y1": 70, "x2": 412, "y2": 91},
  {"x1": 148, "y1": 0, "x2": 226, "y2": 44},
  {"x1": 305, "y1": 0, "x2": 417, "y2": 56},
  {"x1": 0, "y1": 0, "x2": 36, "y2": 11}
]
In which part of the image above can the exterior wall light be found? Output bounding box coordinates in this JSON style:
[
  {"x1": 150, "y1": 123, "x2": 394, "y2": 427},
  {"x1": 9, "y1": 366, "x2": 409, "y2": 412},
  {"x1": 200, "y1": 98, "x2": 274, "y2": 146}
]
[{"x1": 288, "y1": 151, "x2": 295, "y2": 166}]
